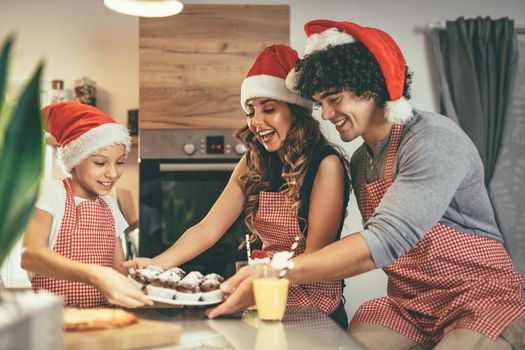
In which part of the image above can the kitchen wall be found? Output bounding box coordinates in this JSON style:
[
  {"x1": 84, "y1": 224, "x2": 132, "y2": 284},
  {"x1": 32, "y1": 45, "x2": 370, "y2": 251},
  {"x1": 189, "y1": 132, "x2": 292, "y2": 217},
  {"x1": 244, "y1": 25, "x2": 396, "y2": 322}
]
[
  {"x1": 1, "y1": 0, "x2": 524, "y2": 317},
  {"x1": 0, "y1": 0, "x2": 140, "y2": 215}
]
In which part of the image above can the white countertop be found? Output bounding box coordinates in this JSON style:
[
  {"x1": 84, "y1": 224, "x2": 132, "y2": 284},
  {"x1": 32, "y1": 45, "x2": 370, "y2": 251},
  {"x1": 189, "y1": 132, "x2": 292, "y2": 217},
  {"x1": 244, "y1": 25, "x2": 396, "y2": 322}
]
[{"x1": 134, "y1": 307, "x2": 365, "y2": 349}]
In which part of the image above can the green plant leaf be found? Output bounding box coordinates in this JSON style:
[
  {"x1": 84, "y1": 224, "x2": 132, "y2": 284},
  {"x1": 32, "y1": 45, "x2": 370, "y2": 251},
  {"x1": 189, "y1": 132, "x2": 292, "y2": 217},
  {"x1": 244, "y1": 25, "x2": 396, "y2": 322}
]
[
  {"x1": 0, "y1": 35, "x2": 14, "y2": 157},
  {"x1": 0, "y1": 35, "x2": 13, "y2": 113},
  {"x1": 0, "y1": 60, "x2": 44, "y2": 264}
]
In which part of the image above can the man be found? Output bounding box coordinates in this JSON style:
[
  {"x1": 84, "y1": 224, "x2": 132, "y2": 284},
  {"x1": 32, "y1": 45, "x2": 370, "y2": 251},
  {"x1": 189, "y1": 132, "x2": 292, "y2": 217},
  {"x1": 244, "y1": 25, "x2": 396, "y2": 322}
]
[{"x1": 208, "y1": 20, "x2": 525, "y2": 349}]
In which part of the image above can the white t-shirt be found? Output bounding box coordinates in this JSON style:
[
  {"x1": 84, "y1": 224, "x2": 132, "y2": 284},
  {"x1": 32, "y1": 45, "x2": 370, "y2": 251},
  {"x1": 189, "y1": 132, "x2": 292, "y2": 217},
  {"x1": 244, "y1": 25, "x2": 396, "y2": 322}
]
[{"x1": 35, "y1": 178, "x2": 128, "y2": 249}]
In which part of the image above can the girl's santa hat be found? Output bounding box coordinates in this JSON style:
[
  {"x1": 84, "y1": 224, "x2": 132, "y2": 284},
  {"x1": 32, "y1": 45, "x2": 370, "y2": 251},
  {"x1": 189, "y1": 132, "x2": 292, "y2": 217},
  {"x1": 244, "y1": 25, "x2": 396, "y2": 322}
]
[
  {"x1": 42, "y1": 102, "x2": 131, "y2": 174},
  {"x1": 241, "y1": 44, "x2": 312, "y2": 113},
  {"x1": 299, "y1": 19, "x2": 413, "y2": 124}
]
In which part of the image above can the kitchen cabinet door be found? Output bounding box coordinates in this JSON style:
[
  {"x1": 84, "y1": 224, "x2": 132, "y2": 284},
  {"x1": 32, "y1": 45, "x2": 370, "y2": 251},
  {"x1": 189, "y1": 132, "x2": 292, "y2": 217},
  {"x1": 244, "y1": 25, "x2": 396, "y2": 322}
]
[{"x1": 140, "y1": 5, "x2": 290, "y2": 129}]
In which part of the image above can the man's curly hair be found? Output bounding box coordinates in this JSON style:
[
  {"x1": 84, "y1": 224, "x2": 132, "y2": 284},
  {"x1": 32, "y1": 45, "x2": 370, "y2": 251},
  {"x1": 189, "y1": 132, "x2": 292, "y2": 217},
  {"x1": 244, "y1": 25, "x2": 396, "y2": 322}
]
[{"x1": 294, "y1": 42, "x2": 413, "y2": 108}]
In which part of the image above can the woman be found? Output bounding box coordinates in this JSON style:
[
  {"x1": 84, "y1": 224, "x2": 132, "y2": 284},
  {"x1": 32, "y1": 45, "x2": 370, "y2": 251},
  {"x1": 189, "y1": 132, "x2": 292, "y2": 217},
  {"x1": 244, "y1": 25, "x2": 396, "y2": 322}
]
[{"x1": 124, "y1": 45, "x2": 351, "y2": 326}]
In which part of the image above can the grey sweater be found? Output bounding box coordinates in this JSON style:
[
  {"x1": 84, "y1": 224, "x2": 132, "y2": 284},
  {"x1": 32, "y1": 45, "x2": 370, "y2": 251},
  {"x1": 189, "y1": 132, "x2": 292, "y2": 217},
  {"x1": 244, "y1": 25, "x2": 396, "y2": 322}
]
[{"x1": 350, "y1": 110, "x2": 501, "y2": 268}]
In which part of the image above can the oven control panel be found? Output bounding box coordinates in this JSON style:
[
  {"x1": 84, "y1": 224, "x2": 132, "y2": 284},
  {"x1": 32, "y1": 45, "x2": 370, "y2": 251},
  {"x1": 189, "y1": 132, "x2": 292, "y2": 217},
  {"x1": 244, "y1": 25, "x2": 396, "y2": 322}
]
[{"x1": 141, "y1": 129, "x2": 246, "y2": 160}]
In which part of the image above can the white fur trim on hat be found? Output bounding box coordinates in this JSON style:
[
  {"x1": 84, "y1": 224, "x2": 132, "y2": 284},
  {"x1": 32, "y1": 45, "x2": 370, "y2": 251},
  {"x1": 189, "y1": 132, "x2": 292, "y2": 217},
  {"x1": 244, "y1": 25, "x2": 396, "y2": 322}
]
[
  {"x1": 58, "y1": 123, "x2": 131, "y2": 174},
  {"x1": 304, "y1": 28, "x2": 355, "y2": 55},
  {"x1": 385, "y1": 97, "x2": 413, "y2": 124},
  {"x1": 241, "y1": 75, "x2": 312, "y2": 113}
]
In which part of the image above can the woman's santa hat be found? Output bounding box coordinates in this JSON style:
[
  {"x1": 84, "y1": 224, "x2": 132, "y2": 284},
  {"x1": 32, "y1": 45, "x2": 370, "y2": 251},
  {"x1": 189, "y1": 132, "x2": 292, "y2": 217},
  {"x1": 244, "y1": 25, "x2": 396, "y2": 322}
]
[
  {"x1": 241, "y1": 44, "x2": 312, "y2": 113},
  {"x1": 42, "y1": 102, "x2": 131, "y2": 174},
  {"x1": 299, "y1": 19, "x2": 413, "y2": 124}
]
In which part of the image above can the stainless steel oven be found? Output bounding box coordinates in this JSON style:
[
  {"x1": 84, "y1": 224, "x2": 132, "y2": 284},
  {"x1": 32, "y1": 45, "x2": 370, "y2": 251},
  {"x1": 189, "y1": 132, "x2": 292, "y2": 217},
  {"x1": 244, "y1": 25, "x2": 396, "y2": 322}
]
[{"x1": 139, "y1": 129, "x2": 249, "y2": 278}]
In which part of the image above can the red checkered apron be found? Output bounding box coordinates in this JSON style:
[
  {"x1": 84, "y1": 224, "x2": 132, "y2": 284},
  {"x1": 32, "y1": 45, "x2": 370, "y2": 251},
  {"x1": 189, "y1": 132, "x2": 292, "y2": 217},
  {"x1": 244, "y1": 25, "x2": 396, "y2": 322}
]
[
  {"x1": 253, "y1": 191, "x2": 342, "y2": 315},
  {"x1": 349, "y1": 124, "x2": 525, "y2": 347},
  {"x1": 32, "y1": 179, "x2": 116, "y2": 308}
]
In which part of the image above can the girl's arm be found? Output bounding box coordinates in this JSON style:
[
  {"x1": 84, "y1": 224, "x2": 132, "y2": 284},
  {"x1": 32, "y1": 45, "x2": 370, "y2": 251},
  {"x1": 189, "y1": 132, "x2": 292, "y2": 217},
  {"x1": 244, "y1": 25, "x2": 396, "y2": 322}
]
[
  {"x1": 123, "y1": 155, "x2": 248, "y2": 271},
  {"x1": 21, "y1": 208, "x2": 152, "y2": 307},
  {"x1": 303, "y1": 154, "x2": 346, "y2": 254}
]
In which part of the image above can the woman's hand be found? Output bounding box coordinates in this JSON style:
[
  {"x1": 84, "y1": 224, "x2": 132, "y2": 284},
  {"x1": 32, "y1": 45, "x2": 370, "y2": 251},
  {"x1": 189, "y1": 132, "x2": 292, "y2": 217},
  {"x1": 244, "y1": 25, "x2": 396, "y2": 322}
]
[
  {"x1": 89, "y1": 265, "x2": 153, "y2": 308},
  {"x1": 121, "y1": 257, "x2": 156, "y2": 270}
]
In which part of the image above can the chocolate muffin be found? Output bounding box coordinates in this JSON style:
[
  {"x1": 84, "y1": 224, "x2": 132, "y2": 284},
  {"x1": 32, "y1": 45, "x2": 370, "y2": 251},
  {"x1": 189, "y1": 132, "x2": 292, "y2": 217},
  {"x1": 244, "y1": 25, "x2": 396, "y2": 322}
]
[
  {"x1": 150, "y1": 268, "x2": 183, "y2": 289},
  {"x1": 131, "y1": 265, "x2": 163, "y2": 284},
  {"x1": 200, "y1": 278, "x2": 221, "y2": 293},
  {"x1": 176, "y1": 278, "x2": 201, "y2": 293},
  {"x1": 203, "y1": 273, "x2": 224, "y2": 283},
  {"x1": 185, "y1": 271, "x2": 204, "y2": 283}
]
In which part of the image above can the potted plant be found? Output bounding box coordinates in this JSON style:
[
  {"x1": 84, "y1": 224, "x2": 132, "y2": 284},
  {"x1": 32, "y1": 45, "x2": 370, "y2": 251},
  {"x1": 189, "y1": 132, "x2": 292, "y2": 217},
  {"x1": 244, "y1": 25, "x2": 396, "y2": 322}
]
[
  {"x1": 0, "y1": 35, "x2": 64, "y2": 350},
  {"x1": 0, "y1": 35, "x2": 44, "y2": 277}
]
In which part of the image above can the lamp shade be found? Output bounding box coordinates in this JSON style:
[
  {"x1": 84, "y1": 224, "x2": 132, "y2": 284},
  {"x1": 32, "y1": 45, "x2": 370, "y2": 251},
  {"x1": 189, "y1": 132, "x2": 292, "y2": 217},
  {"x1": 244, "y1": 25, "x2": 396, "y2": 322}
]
[{"x1": 104, "y1": 0, "x2": 183, "y2": 17}]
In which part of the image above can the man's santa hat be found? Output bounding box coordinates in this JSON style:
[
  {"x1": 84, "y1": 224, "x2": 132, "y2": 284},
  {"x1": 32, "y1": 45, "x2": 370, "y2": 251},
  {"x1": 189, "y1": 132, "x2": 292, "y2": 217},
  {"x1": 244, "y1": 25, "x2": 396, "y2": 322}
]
[
  {"x1": 42, "y1": 102, "x2": 131, "y2": 174},
  {"x1": 296, "y1": 19, "x2": 413, "y2": 124},
  {"x1": 241, "y1": 44, "x2": 312, "y2": 113}
]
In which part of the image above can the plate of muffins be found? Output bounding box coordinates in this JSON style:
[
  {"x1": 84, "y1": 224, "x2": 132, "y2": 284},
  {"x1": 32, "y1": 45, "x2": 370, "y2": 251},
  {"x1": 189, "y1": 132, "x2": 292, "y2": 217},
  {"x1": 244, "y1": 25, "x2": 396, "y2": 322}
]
[{"x1": 129, "y1": 265, "x2": 225, "y2": 306}]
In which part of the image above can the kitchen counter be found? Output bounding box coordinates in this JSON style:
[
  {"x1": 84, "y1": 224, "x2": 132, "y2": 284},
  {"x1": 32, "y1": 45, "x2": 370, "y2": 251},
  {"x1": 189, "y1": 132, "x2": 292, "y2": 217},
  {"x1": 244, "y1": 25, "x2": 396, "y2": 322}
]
[{"x1": 133, "y1": 307, "x2": 365, "y2": 349}]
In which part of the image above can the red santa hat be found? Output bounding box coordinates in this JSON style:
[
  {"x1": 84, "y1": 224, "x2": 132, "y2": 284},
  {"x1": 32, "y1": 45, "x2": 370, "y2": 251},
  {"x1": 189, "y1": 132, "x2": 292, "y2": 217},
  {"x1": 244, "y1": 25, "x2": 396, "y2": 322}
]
[
  {"x1": 42, "y1": 102, "x2": 131, "y2": 174},
  {"x1": 241, "y1": 44, "x2": 312, "y2": 113},
  {"x1": 301, "y1": 19, "x2": 412, "y2": 124}
]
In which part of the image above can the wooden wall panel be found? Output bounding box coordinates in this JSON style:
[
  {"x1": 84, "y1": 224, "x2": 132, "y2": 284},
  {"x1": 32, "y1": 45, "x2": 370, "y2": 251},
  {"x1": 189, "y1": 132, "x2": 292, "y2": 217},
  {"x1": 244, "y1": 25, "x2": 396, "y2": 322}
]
[{"x1": 140, "y1": 5, "x2": 290, "y2": 129}]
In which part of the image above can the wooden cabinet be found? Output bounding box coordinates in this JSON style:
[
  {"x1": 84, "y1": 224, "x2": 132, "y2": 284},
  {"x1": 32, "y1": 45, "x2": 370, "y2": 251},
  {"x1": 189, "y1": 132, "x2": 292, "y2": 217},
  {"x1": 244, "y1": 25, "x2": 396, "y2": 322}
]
[{"x1": 139, "y1": 5, "x2": 290, "y2": 129}]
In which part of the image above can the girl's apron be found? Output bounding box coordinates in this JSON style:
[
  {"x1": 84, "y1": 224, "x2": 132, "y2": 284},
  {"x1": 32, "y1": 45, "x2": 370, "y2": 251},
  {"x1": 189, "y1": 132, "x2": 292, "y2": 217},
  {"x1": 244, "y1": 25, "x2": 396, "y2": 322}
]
[
  {"x1": 349, "y1": 124, "x2": 525, "y2": 347},
  {"x1": 32, "y1": 179, "x2": 116, "y2": 308},
  {"x1": 254, "y1": 191, "x2": 342, "y2": 315}
]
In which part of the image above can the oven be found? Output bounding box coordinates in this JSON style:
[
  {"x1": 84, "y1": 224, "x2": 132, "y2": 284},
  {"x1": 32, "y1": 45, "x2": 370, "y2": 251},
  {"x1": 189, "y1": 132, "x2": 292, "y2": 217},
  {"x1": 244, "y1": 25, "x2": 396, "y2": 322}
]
[{"x1": 139, "y1": 129, "x2": 248, "y2": 278}]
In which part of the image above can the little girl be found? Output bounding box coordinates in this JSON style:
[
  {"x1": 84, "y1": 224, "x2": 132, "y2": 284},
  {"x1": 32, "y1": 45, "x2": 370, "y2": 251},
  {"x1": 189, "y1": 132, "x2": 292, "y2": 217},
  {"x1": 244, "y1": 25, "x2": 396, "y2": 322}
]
[{"x1": 22, "y1": 102, "x2": 151, "y2": 308}]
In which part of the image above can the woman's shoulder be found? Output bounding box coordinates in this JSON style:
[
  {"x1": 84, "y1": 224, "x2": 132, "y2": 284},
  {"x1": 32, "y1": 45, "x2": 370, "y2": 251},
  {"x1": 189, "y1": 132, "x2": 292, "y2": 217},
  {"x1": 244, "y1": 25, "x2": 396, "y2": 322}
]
[
  {"x1": 311, "y1": 143, "x2": 349, "y2": 172},
  {"x1": 304, "y1": 143, "x2": 349, "y2": 183},
  {"x1": 314, "y1": 143, "x2": 345, "y2": 158}
]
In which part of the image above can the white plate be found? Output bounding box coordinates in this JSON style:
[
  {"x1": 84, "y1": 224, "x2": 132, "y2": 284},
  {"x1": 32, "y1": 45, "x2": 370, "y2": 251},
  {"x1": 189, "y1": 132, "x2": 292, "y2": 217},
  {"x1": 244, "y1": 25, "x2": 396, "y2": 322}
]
[{"x1": 147, "y1": 295, "x2": 223, "y2": 306}]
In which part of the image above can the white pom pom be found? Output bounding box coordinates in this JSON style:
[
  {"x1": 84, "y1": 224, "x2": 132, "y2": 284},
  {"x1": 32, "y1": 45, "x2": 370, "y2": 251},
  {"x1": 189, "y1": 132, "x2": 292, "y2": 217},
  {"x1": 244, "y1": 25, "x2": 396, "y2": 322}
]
[{"x1": 385, "y1": 97, "x2": 413, "y2": 124}]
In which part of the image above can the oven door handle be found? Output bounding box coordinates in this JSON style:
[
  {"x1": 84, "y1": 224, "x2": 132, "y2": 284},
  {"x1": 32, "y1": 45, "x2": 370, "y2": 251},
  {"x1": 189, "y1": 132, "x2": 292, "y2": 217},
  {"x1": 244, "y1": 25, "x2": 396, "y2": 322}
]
[{"x1": 159, "y1": 163, "x2": 237, "y2": 172}]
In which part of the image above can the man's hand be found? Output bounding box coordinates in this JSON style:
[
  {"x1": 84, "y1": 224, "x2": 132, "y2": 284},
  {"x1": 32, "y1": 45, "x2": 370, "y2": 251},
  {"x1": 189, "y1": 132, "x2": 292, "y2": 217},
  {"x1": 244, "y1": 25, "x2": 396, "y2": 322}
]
[
  {"x1": 206, "y1": 265, "x2": 257, "y2": 319},
  {"x1": 89, "y1": 265, "x2": 153, "y2": 308}
]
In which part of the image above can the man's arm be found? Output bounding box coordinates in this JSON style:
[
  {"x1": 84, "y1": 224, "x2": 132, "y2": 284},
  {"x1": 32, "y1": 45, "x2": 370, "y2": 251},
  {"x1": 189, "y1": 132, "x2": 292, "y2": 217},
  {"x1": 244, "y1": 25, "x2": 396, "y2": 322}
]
[
  {"x1": 288, "y1": 232, "x2": 375, "y2": 283},
  {"x1": 206, "y1": 233, "x2": 375, "y2": 318}
]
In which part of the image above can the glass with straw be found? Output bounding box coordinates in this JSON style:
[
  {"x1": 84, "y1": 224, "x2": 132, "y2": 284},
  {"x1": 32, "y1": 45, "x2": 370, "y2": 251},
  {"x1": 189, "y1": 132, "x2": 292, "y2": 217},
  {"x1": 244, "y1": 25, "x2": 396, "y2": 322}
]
[{"x1": 252, "y1": 236, "x2": 299, "y2": 321}]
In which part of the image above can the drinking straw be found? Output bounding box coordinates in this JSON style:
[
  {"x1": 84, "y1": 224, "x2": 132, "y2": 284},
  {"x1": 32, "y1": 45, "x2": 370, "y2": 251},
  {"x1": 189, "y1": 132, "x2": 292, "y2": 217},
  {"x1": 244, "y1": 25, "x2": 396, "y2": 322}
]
[
  {"x1": 245, "y1": 234, "x2": 252, "y2": 264},
  {"x1": 279, "y1": 236, "x2": 300, "y2": 278}
]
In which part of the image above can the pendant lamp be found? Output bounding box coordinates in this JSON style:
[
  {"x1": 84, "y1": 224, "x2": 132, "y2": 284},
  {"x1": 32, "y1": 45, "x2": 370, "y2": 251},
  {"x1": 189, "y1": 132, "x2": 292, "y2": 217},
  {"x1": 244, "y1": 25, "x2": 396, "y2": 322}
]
[{"x1": 104, "y1": 0, "x2": 184, "y2": 17}]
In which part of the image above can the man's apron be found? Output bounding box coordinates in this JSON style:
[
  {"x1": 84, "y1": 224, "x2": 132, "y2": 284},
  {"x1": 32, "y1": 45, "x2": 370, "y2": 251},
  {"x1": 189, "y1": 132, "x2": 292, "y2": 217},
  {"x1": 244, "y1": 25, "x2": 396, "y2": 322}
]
[{"x1": 348, "y1": 124, "x2": 525, "y2": 347}]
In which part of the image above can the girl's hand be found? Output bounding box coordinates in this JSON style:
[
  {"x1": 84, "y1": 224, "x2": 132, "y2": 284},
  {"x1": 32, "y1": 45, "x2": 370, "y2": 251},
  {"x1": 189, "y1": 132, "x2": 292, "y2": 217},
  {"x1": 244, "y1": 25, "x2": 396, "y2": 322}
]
[
  {"x1": 89, "y1": 265, "x2": 153, "y2": 308},
  {"x1": 121, "y1": 257, "x2": 156, "y2": 270}
]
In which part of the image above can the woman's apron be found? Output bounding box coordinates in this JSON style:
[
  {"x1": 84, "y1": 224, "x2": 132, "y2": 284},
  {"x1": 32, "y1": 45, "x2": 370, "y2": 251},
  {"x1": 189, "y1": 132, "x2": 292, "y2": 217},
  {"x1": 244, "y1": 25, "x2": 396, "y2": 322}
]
[
  {"x1": 253, "y1": 191, "x2": 342, "y2": 315},
  {"x1": 348, "y1": 124, "x2": 525, "y2": 347},
  {"x1": 32, "y1": 179, "x2": 116, "y2": 308}
]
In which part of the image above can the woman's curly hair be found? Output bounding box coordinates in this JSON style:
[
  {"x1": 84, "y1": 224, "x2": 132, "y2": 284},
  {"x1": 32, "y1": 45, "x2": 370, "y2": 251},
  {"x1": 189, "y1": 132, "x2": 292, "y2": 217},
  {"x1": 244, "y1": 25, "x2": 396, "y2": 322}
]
[
  {"x1": 294, "y1": 42, "x2": 413, "y2": 108},
  {"x1": 236, "y1": 103, "x2": 342, "y2": 247}
]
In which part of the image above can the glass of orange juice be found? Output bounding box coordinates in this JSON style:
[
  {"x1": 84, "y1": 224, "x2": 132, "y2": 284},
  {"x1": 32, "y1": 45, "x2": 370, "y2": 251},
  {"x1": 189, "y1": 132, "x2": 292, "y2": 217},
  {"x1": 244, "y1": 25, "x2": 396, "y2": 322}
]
[{"x1": 252, "y1": 264, "x2": 289, "y2": 321}]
